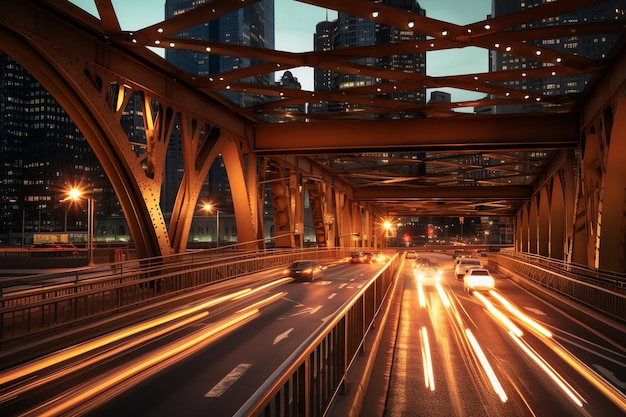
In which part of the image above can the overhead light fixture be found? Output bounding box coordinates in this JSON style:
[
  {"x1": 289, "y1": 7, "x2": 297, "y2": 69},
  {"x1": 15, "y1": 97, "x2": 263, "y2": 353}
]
[
  {"x1": 484, "y1": 24, "x2": 491, "y2": 30},
  {"x1": 505, "y1": 46, "x2": 512, "y2": 52},
  {"x1": 372, "y1": 9, "x2": 379, "y2": 18},
  {"x1": 408, "y1": 20, "x2": 415, "y2": 28},
  {"x1": 441, "y1": 29, "x2": 448, "y2": 36}
]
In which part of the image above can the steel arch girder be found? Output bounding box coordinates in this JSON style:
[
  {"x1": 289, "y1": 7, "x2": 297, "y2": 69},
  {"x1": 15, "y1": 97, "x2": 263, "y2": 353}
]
[{"x1": 0, "y1": 26, "x2": 169, "y2": 258}]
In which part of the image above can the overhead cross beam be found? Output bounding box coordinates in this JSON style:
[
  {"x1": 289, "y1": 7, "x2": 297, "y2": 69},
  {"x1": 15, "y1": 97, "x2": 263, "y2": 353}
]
[{"x1": 254, "y1": 113, "x2": 579, "y2": 154}]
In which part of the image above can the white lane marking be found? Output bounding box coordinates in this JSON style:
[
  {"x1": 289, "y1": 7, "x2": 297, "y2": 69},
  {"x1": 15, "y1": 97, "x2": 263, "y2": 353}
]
[
  {"x1": 321, "y1": 313, "x2": 334, "y2": 323},
  {"x1": 289, "y1": 305, "x2": 322, "y2": 317},
  {"x1": 338, "y1": 283, "x2": 348, "y2": 289},
  {"x1": 309, "y1": 305, "x2": 322, "y2": 314},
  {"x1": 524, "y1": 306, "x2": 546, "y2": 315},
  {"x1": 204, "y1": 363, "x2": 252, "y2": 397},
  {"x1": 594, "y1": 364, "x2": 626, "y2": 389},
  {"x1": 328, "y1": 293, "x2": 337, "y2": 299},
  {"x1": 273, "y1": 328, "x2": 294, "y2": 345}
]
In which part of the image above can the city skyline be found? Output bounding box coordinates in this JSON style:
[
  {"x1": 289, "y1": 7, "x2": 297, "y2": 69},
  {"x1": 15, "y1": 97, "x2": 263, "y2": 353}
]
[{"x1": 69, "y1": 0, "x2": 490, "y2": 103}]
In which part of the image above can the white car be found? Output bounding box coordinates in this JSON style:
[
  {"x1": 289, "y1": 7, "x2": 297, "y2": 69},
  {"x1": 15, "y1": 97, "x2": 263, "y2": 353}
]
[
  {"x1": 463, "y1": 268, "x2": 495, "y2": 294},
  {"x1": 455, "y1": 258, "x2": 483, "y2": 279},
  {"x1": 414, "y1": 262, "x2": 442, "y2": 285}
]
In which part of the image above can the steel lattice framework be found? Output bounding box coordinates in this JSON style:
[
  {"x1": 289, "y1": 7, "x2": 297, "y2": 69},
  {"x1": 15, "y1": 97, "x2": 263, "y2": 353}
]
[{"x1": 1, "y1": 0, "x2": 625, "y2": 263}]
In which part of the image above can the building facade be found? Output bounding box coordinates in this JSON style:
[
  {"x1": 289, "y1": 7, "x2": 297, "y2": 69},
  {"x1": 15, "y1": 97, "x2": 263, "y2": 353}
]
[
  {"x1": 490, "y1": 0, "x2": 626, "y2": 114},
  {"x1": 0, "y1": 55, "x2": 125, "y2": 246}
]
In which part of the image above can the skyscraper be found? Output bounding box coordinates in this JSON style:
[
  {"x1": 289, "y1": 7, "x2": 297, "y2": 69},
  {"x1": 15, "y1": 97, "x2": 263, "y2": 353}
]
[
  {"x1": 165, "y1": 0, "x2": 275, "y2": 107},
  {"x1": 312, "y1": 0, "x2": 426, "y2": 118},
  {"x1": 489, "y1": 0, "x2": 626, "y2": 114},
  {"x1": 0, "y1": 55, "x2": 121, "y2": 245},
  {"x1": 163, "y1": 0, "x2": 275, "y2": 242}
]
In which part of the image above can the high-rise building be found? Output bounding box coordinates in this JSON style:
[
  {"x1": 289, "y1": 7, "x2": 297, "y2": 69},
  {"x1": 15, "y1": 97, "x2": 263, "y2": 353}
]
[
  {"x1": 163, "y1": 0, "x2": 275, "y2": 243},
  {"x1": 312, "y1": 0, "x2": 426, "y2": 118},
  {"x1": 489, "y1": 0, "x2": 626, "y2": 114},
  {"x1": 0, "y1": 55, "x2": 121, "y2": 245},
  {"x1": 165, "y1": 0, "x2": 275, "y2": 108}
]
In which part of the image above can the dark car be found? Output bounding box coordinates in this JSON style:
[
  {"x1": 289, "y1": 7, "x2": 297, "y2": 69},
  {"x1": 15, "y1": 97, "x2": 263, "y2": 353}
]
[
  {"x1": 349, "y1": 252, "x2": 365, "y2": 264},
  {"x1": 284, "y1": 260, "x2": 325, "y2": 281}
]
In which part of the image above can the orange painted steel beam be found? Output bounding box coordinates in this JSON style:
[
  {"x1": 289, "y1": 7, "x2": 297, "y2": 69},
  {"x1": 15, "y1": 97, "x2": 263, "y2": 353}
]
[
  {"x1": 353, "y1": 185, "x2": 532, "y2": 201},
  {"x1": 254, "y1": 113, "x2": 579, "y2": 154}
]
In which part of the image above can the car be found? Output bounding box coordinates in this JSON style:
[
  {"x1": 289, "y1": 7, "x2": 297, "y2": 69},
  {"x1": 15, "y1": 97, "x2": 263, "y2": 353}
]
[
  {"x1": 463, "y1": 268, "x2": 495, "y2": 294},
  {"x1": 284, "y1": 260, "x2": 325, "y2": 281},
  {"x1": 406, "y1": 251, "x2": 417, "y2": 259},
  {"x1": 363, "y1": 252, "x2": 374, "y2": 264},
  {"x1": 414, "y1": 261, "x2": 442, "y2": 285},
  {"x1": 350, "y1": 252, "x2": 365, "y2": 264},
  {"x1": 455, "y1": 258, "x2": 483, "y2": 279},
  {"x1": 372, "y1": 252, "x2": 389, "y2": 264}
]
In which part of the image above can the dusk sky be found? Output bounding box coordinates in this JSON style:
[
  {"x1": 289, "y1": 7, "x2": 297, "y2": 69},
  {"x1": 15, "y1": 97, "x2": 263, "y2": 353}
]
[{"x1": 70, "y1": 0, "x2": 491, "y2": 102}]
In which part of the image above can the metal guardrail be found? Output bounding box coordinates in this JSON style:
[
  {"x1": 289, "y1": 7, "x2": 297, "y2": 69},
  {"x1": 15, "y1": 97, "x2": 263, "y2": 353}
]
[
  {"x1": 234, "y1": 253, "x2": 400, "y2": 417},
  {"x1": 492, "y1": 252, "x2": 626, "y2": 323},
  {"x1": 502, "y1": 250, "x2": 626, "y2": 291},
  {"x1": 0, "y1": 246, "x2": 355, "y2": 346}
]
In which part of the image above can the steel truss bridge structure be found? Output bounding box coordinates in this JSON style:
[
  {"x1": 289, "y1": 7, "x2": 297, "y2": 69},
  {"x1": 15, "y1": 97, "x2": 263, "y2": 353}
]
[{"x1": 0, "y1": 0, "x2": 625, "y2": 273}]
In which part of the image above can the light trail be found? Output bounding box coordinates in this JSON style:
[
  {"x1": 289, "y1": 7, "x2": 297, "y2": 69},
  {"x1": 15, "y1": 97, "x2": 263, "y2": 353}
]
[
  {"x1": 0, "y1": 312, "x2": 207, "y2": 405},
  {"x1": 420, "y1": 326, "x2": 435, "y2": 391},
  {"x1": 509, "y1": 332, "x2": 585, "y2": 408},
  {"x1": 434, "y1": 282, "x2": 451, "y2": 308},
  {"x1": 21, "y1": 309, "x2": 260, "y2": 417},
  {"x1": 465, "y1": 328, "x2": 508, "y2": 402},
  {"x1": 539, "y1": 333, "x2": 626, "y2": 413},
  {"x1": 233, "y1": 278, "x2": 292, "y2": 300},
  {"x1": 489, "y1": 291, "x2": 552, "y2": 338},
  {"x1": 474, "y1": 292, "x2": 523, "y2": 337},
  {"x1": 0, "y1": 288, "x2": 250, "y2": 386},
  {"x1": 417, "y1": 282, "x2": 426, "y2": 308}
]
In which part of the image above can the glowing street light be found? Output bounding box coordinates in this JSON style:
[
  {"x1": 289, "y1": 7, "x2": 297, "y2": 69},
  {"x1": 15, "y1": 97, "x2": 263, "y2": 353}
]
[
  {"x1": 203, "y1": 203, "x2": 220, "y2": 248},
  {"x1": 383, "y1": 219, "x2": 393, "y2": 248},
  {"x1": 66, "y1": 187, "x2": 94, "y2": 266}
]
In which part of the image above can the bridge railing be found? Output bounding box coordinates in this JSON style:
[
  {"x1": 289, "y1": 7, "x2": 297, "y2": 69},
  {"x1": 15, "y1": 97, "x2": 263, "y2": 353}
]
[
  {"x1": 491, "y1": 251, "x2": 626, "y2": 323},
  {"x1": 234, "y1": 253, "x2": 400, "y2": 417},
  {"x1": 0, "y1": 246, "x2": 354, "y2": 347}
]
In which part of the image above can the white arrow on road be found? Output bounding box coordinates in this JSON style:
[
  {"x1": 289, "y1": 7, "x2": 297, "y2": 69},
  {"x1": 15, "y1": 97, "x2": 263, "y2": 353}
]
[
  {"x1": 290, "y1": 305, "x2": 323, "y2": 317},
  {"x1": 273, "y1": 328, "x2": 294, "y2": 345},
  {"x1": 594, "y1": 364, "x2": 626, "y2": 388},
  {"x1": 524, "y1": 306, "x2": 546, "y2": 315}
]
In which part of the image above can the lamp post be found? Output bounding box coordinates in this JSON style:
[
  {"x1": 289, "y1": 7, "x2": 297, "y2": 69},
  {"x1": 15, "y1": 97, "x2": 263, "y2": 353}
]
[
  {"x1": 67, "y1": 188, "x2": 94, "y2": 266},
  {"x1": 383, "y1": 220, "x2": 392, "y2": 249},
  {"x1": 203, "y1": 203, "x2": 220, "y2": 248}
]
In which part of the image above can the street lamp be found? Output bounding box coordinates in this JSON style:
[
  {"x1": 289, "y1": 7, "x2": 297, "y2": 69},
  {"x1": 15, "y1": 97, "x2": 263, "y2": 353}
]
[
  {"x1": 383, "y1": 220, "x2": 393, "y2": 249},
  {"x1": 67, "y1": 188, "x2": 94, "y2": 266},
  {"x1": 203, "y1": 203, "x2": 220, "y2": 248}
]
